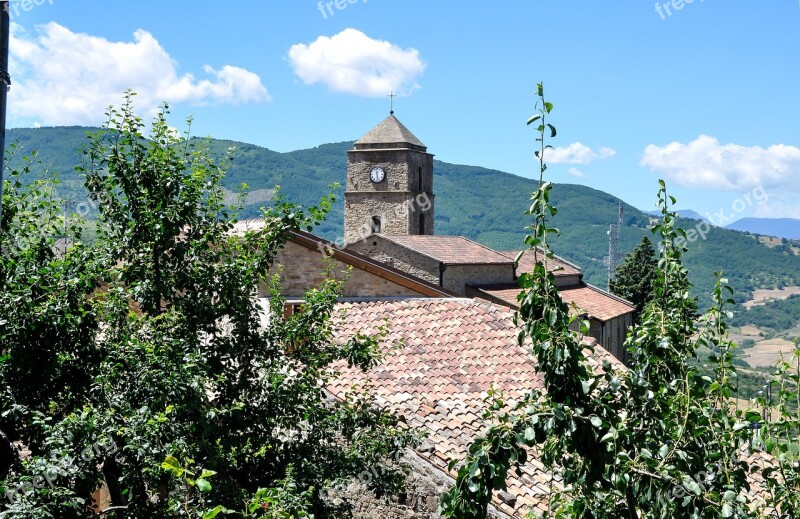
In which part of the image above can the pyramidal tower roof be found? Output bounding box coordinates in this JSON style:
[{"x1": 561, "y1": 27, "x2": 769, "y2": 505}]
[{"x1": 354, "y1": 114, "x2": 427, "y2": 151}]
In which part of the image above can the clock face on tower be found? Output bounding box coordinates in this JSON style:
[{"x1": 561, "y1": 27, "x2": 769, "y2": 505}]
[{"x1": 369, "y1": 166, "x2": 385, "y2": 183}]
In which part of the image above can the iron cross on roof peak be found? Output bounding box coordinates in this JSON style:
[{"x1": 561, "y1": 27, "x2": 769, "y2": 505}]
[{"x1": 388, "y1": 91, "x2": 397, "y2": 115}]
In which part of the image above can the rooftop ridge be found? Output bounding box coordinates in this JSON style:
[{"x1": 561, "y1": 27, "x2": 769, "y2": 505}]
[
  {"x1": 355, "y1": 114, "x2": 426, "y2": 149},
  {"x1": 582, "y1": 282, "x2": 635, "y2": 308},
  {"x1": 499, "y1": 248, "x2": 583, "y2": 273},
  {"x1": 378, "y1": 234, "x2": 513, "y2": 265}
]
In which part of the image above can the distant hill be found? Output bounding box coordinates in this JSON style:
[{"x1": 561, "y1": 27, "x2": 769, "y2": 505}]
[
  {"x1": 726, "y1": 218, "x2": 800, "y2": 240},
  {"x1": 645, "y1": 209, "x2": 708, "y2": 222},
  {"x1": 6, "y1": 126, "x2": 800, "y2": 310}
]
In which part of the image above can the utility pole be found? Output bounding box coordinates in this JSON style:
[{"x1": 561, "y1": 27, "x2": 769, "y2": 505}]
[{"x1": 0, "y1": 1, "x2": 9, "y2": 231}]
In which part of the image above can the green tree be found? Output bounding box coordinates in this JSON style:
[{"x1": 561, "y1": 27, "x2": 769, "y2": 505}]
[
  {"x1": 610, "y1": 235, "x2": 658, "y2": 320},
  {"x1": 439, "y1": 84, "x2": 797, "y2": 518},
  {"x1": 1, "y1": 93, "x2": 417, "y2": 517}
]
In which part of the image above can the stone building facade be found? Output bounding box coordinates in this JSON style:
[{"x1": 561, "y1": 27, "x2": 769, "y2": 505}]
[
  {"x1": 265, "y1": 241, "x2": 422, "y2": 298},
  {"x1": 349, "y1": 234, "x2": 515, "y2": 296},
  {"x1": 227, "y1": 220, "x2": 454, "y2": 300},
  {"x1": 344, "y1": 114, "x2": 435, "y2": 244}
]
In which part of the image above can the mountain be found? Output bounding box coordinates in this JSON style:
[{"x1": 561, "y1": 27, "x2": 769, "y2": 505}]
[
  {"x1": 645, "y1": 209, "x2": 709, "y2": 222},
  {"x1": 725, "y1": 218, "x2": 800, "y2": 240},
  {"x1": 6, "y1": 126, "x2": 800, "y2": 309}
]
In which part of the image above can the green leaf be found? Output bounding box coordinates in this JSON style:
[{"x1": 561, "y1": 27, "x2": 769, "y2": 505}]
[
  {"x1": 733, "y1": 421, "x2": 749, "y2": 432},
  {"x1": 524, "y1": 426, "x2": 536, "y2": 442},
  {"x1": 658, "y1": 444, "x2": 669, "y2": 458},
  {"x1": 199, "y1": 469, "x2": 217, "y2": 479},
  {"x1": 196, "y1": 478, "x2": 212, "y2": 493},
  {"x1": 161, "y1": 455, "x2": 183, "y2": 476},
  {"x1": 527, "y1": 114, "x2": 541, "y2": 125},
  {"x1": 203, "y1": 505, "x2": 233, "y2": 519},
  {"x1": 684, "y1": 480, "x2": 702, "y2": 496}
]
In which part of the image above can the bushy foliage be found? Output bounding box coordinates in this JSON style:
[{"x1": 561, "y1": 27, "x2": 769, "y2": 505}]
[{"x1": 0, "y1": 93, "x2": 417, "y2": 517}]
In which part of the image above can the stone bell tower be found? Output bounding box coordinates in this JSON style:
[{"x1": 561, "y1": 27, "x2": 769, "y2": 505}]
[{"x1": 344, "y1": 113, "x2": 435, "y2": 244}]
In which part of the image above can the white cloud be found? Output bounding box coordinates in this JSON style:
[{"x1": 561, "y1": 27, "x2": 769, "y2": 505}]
[
  {"x1": 640, "y1": 135, "x2": 800, "y2": 192},
  {"x1": 288, "y1": 28, "x2": 425, "y2": 97},
  {"x1": 9, "y1": 22, "x2": 270, "y2": 126},
  {"x1": 754, "y1": 199, "x2": 800, "y2": 220},
  {"x1": 567, "y1": 167, "x2": 584, "y2": 177},
  {"x1": 547, "y1": 142, "x2": 616, "y2": 164}
]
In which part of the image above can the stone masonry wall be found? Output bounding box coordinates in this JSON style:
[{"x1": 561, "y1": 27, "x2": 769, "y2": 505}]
[
  {"x1": 344, "y1": 147, "x2": 435, "y2": 243},
  {"x1": 553, "y1": 274, "x2": 582, "y2": 288},
  {"x1": 347, "y1": 149, "x2": 433, "y2": 193},
  {"x1": 442, "y1": 264, "x2": 515, "y2": 296},
  {"x1": 331, "y1": 448, "x2": 512, "y2": 519},
  {"x1": 345, "y1": 192, "x2": 413, "y2": 243},
  {"x1": 348, "y1": 237, "x2": 441, "y2": 287},
  {"x1": 263, "y1": 241, "x2": 424, "y2": 298}
]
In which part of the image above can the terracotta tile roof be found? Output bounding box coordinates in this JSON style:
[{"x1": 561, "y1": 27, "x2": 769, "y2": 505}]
[
  {"x1": 328, "y1": 298, "x2": 623, "y2": 516},
  {"x1": 472, "y1": 283, "x2": 634, "y2": 322},
  {"x1": 499, "y1": 249, "x2": 582, "y2": 277},
  {"x1": 560, "y1": 284, "x2": 635, "y2": 321},
  {"x1": 380, "y1": 235, "x2": 514, "y2": 265}
]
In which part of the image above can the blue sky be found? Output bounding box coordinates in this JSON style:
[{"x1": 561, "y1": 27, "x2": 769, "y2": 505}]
[{"x1": 7, "y1": 0, "x2": 800, "y2": 221}]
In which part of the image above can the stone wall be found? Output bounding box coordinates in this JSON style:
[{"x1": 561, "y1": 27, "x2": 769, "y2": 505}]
[
  {"x1": 553, "y1": 274, "x2": 582, "y2": 288},
  {"x1": 347, "y1": 149, "x2": 433, "y2": 193},
  {"x1": 350, "y1": 238, "x2": 516, "y2": 296},
  {"x1": 344, "y1": 147, "x2": 435, "y2": 243},
  {"x1": 332, "y1": 449, "x2": 512, "y2": 519},
  {"x1": 442, "y1": 264, "x2": 514, "y2": 296},
  {"x1": 345, "y1": 192, "x2": 414, "y2": 243},
  {"x1": 263, "y1": 241, "x2": 425, "y2": 299},
  {"x1": 348, "y1": 237, "x2": 441, "y2": 287}
]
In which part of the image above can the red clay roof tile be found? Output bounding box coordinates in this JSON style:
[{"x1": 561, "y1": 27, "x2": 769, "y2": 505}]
[
  {"x1": 328, "y1": 298, "x2": 623, "y2": 516},
  {"x1": 380, "y1": 235, "x2": 514, "y2": 265},
  {"x1": 498, "y1": 249, "x2": 582, "y2": 277},
  {"x1": 473, "y1": 283, "x2": 634, "y2": 322}
]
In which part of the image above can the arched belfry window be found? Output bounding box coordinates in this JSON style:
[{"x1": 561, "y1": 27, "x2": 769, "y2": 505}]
[
  {"x1": 419, "y1": 214, "x2": 425, "y2": 235},
  {"x1": 371, "y1": 216, "x2": 382, "y2": 234},
  {"x1": 418, "y1": 166, "x2": 423, "y2": 191}
]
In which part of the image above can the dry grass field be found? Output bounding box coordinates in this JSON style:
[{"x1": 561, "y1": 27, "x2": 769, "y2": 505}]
[
  {"x1": 730, "y1": 325, "x2": 766, "y2": 344},
  {"x1": 758, "y1": 236, "x2": 800, "y2": 255},
  {"x1": 743, "y1": 286, "x2": 800, "y2": 309},
  {"x1": 743, "y1": 337, "x2": 798, "y2": 368}
]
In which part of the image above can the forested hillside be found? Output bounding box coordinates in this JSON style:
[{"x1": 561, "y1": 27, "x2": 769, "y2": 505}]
[{"x1": 6, "y1": 126, "x2": 800, "y2": 311}]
